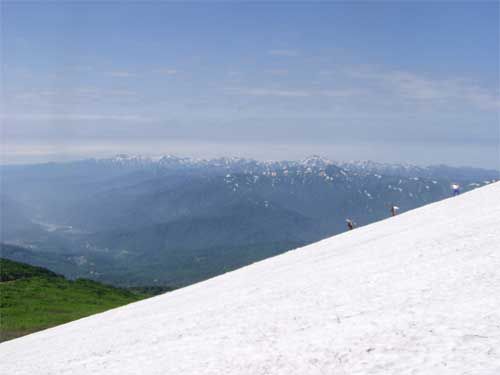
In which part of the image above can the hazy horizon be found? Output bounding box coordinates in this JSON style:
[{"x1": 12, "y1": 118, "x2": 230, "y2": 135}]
[
  {"x1": 1, "y1": 2, "x2": 499, "y2": 169},
  {"x1": 1, "y1": 140, "x2": 499, "y2": 172}
]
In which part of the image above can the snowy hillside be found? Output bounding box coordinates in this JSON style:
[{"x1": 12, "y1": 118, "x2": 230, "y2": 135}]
[{"x1": 2, "y1": 182, "x2": 499, "y2": 374}]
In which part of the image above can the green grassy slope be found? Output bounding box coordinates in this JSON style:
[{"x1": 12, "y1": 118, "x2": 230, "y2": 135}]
[{"x1": 0, "y1": 258, "x2": 151, "y2": 342}]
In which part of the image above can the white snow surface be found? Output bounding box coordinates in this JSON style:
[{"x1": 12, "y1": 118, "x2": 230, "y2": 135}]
[{"x1": 2, "y1": 183, "x2": 500, "y2": 374}]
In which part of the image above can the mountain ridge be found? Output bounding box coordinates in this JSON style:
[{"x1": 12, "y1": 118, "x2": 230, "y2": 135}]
[
  {"x1": 1, "y1": 155, "x2": 498, "y2": 287},
  {"x1": 3, "y1": 154, "x2": 499, "y2": 178}
]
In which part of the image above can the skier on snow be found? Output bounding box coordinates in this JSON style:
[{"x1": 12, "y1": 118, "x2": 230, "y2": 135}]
[
  {"x1": 346, "y1": 219, "x2": 355, "y2": 230},
  {"x1": 390, "y1": 205, "x2": 400, "y2": 217},
  {"x1": 451, "y1": 183, "x2": 460, "y2": 196}
]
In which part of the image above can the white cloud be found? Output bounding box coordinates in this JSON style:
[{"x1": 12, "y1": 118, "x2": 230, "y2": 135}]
[
  {"x1": 348, "y1": 67, "x2": 500, "y2": 111},
  {"x1": 0, "y1": 113, "x2": 154, "y2": 122},
  {"x1": 224, "y1": 87, "x2": 361, "y2": 98},
  {"x1": 460, "y1": 86, "x2": 500, "y2": 111},
  {"x1": 319, "y1": 89, "x2": 363, "y2": 97},
  {"x1": 14, "y1": 90, "x2": 56, "y2": 100},
  {"x1": 318, "y1": 70, "x2": 334, "y2": 77},
  {"x1": 153, "y1": 68, "x2": 178, "y2": 75},
  {"x1": 268, "y1": 49, "x2": 299, "y2": 57},
  {"x1": 225, "y1": 87, "x2": 311, "y2": 97},
  {"x1": 71, "y1": 65, "x2": 93, "y2": 72},
  {"x1": 265, "y1": 69, "x2": 289, "y2": 76},
  {"x1": 9, "y1": 88, "x2": 138, "y2": 105},
  {"x1": 108, "y1": 71, "x2": 136, "y2": 78},
  {"x1": 75, "y1": 88, "x2": 137, "y2": 99}
]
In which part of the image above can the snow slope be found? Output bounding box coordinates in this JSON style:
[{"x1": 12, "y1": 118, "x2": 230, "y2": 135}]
[{"x1": 2, "y1": 182, "x2": 499, "y2": 375}]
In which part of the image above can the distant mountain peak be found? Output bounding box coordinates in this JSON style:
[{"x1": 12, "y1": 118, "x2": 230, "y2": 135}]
[
  {"x1": 300, "y1": 155, "x2": 334, "y2": 169},
  {"x1": 75, "y1": 154, "x2": 498, "y2": 182}
]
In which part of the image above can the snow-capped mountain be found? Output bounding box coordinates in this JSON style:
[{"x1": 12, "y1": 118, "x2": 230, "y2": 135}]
[
  {"x1": 79, "y1": 153, "x2": 499, "y2": 181},
  {"x1": 1, "y1": 155, "x2": 498, "y2": 286},
  {"x1": 2, "y1": 182, "x2": 499, "y2": 374}
]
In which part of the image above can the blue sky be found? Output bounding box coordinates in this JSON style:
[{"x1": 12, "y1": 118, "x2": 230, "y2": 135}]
[{"x1": 1, "y1": 1, "x2": 499, "y2": 168}]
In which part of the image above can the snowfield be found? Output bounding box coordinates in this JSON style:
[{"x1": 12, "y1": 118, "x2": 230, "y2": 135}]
[{"x1": 2, "y1": 182, "x2": 499, "y2": 374}]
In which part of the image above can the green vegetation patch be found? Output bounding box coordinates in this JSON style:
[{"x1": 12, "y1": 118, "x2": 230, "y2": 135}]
[
  {"x1": 1, "y1": 257, "x2": 61, "y2": 281},
  {"x1": 0, "y1": 258, "x2": 151, "y2": 342}
]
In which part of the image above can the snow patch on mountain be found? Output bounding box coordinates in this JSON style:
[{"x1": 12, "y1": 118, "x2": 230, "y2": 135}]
[{"x1": 72, "y1": 154, "x2": 498, "y2": 196}]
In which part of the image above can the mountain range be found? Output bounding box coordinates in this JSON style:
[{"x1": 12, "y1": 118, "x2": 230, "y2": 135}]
[{"x1": 1, "y1": 155, "x2": 498, "y2": 286}]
